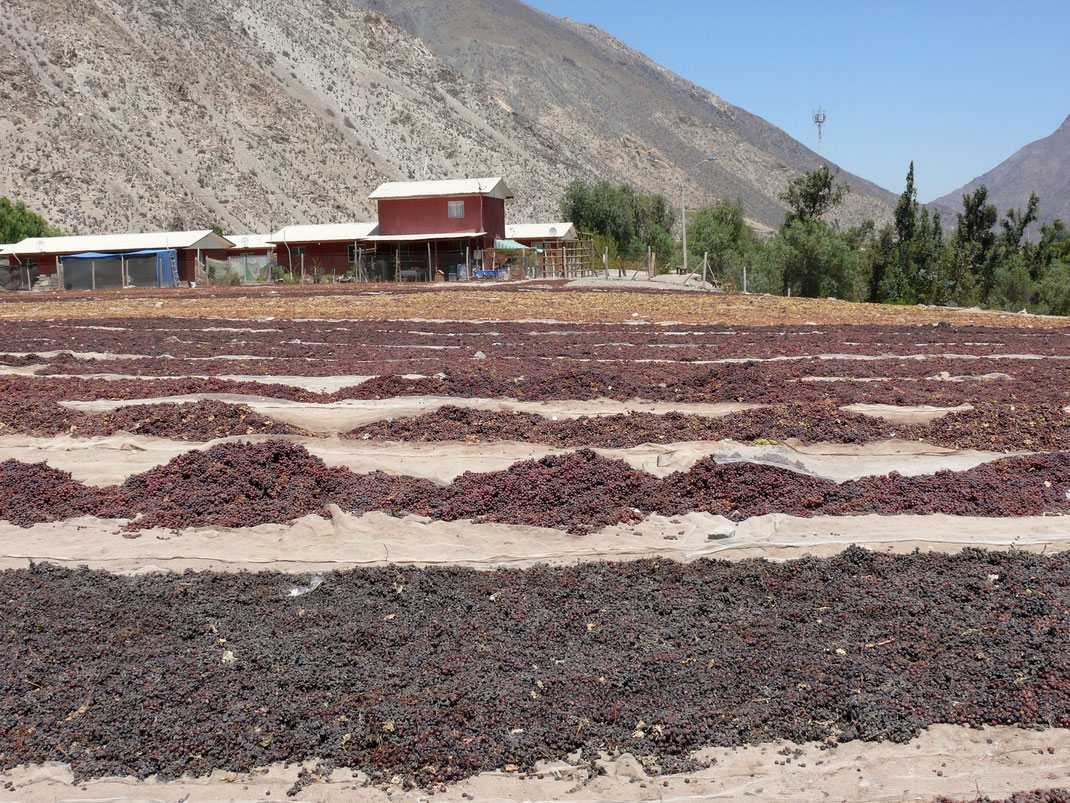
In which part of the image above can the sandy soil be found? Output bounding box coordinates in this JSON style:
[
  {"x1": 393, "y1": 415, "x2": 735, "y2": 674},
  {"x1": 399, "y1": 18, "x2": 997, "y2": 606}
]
[
  {"x1": 0, "y1": 432, "x2": 1016, "y2": 485},
  {"x1": 2, "y1": 509, "x2": 1066, "y2": 574},
  {"x1": 47, "y1": 372, "x2": 383, "y2": 392},
  {"x1": 61, "y1": 395, "x2": 769, "y2": 432},
  {"x1": 5, "y1": 285, "x2": 1067, "y2": 327},
  {"x1": 2, "y1": 724, "x2": 1066, "y2": 801},
  {"x1": 61, "y1": 392, "x2": 980, "y2": 433},
  {"x1": 841, "y1": 403, "x2": 974, "y2": 424}
]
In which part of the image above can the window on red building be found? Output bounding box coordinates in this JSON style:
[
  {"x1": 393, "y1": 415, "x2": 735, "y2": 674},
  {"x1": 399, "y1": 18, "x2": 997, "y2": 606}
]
[{"x1": 447, "y1": 200, "x2": 465, "y2": 218}]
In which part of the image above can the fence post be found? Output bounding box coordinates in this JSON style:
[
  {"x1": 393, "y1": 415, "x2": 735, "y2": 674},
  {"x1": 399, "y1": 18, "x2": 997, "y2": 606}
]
[{"x1": 743, "y1": 265, "x2": 747, "y2": 294}]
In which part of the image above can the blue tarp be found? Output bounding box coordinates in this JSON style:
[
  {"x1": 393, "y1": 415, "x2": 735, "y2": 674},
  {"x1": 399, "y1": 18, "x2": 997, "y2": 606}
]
[
  {"x1": 60, "y1": 249, "x2": 179, "y2": 289},
  {"x1": 61, "y1": 250, "x2": 167, "y2": 259}
]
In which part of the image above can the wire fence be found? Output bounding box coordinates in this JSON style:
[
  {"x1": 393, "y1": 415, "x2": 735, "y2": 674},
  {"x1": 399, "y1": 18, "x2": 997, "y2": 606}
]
[{"x1": 206, "y1": 254, "x2": 278, "y2": 285}]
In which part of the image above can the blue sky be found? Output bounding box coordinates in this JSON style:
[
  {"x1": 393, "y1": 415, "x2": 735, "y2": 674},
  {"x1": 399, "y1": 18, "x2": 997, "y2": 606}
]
[{"x1": 525, "y1": 0, "x2": 1070, "y2": 202}]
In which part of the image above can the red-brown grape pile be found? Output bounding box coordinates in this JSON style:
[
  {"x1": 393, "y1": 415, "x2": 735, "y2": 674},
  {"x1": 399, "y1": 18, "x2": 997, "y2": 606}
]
[
  {"x1": 7, "y1": 316, "x2": 1070, "y2": 361},
  {"x1": 117, "y1": 441, "x2": 435, "y2": 531},
  {"x1": 5, "y1": 318, "x2": 1070, "y2": 409},
  {"x1": 2, "y1": 549, "x2": 1069, "y2": 785},
  {"x1": 0, "y1": 460, "x2": 116, "y2": 526},
  {"x1": 345, "y1": 403, "x2": 1070, "y2": 452},
  {"x1": 2, "y1": 444, "x2": 1068, "y2": 532},
  {"x1": 935, "y1": 792, "x2": 1070, "y2": 803},
  {"x1": 0, "y1": 398, "x2": 304, "y2": 440}
]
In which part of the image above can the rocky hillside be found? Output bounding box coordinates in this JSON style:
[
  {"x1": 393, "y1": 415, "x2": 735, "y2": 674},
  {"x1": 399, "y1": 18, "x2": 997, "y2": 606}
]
[
  {"x1": 0, "y1": 0, "x2": 895, "y2": 236},
  {"x1": 932, "y1": 114, "x2": 1070, "y2": 230},
  {"x1": 352, "y1": 0, "x2": 897, "y2": 229}
]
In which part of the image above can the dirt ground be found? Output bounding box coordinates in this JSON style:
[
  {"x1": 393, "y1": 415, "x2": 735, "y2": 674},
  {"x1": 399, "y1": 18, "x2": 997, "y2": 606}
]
[{"x1": 1, "y1": 284, "x2": 1068, "y2": 802}]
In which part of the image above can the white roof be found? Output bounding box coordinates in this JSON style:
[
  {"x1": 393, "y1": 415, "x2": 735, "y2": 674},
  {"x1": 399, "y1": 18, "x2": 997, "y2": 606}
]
[
  {"x1": 225, "y1": 233, "x2": 274, "y2": 250},
  {"x1": 0, "y1": 244, "x2": 14, "y2": 256},
  {"x1": 11, "y1": 230, "x2": 232, "y2": 256},
  {"x1": 369, "y1": 177, "x2": 513, "y2": 201},
  {"x1": 363, "y1": 231, "x2": 487, "y2": 243},
  {"x1": 505, "y1": 222, "x2": 578, "y2": 241},
  {"x1": 269, "y1": 222, "x2": 378, "y2": 244}
]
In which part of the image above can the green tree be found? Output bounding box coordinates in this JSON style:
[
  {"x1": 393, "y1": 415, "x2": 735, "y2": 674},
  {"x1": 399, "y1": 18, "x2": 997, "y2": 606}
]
[
  {"x1": 876, "y1": 163, "x2": 948, "y2": 304},
  {"x1": 0, "y1": 197, "x2": 59, "y2": 243},
  {"x1": 865, "y1": 223, "x2": 897, "y2": 303},
  {"x1": 559, "y1": 179, "x2": 675, "y2": 264},
  {"x1": 779, "y1": 164, "x2": 849, "y2": 226},
  {"x1": 685, "y1": 198, "x2": 757, "y2": 283},
  {"x1": 1023, "y1": 219, "x2": 1065, "y2": 281},
  {"x1": 777, "y1": 217, "x2": 861, "y2": 299},
  {"x1": 999, "y1": 192, "x2": 1039, "y2": 252},
  {"x1": 893, "y1": 161, "x2": 918, "y2": 246},
  {"x1": 950, "y1": 186, "x2": 998, "y2": 302}
]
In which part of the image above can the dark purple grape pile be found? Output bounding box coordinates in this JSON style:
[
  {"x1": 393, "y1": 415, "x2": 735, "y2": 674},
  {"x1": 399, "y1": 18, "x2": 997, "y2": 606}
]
[
  {"x1": 2, "y1": 444, "x2": 1069, "y2": 533},
  {"x1": 411, "y1": 448, "x2": 653, "y2": 532},
  {"x1": 2, "y1": 549, "x2": 1069, "y2": 786},
  {"x1": 345, "y1": 403, "x2": 1070, "y2": 452},
  {"x1": 0, "y1": 398, "x2": 304, "y2": 440},
  {"x1": 0, "y1": 460, "x2": 114, "y2": 526}
]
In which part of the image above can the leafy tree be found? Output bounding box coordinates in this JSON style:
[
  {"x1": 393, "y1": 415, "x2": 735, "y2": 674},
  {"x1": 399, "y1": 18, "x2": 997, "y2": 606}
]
[
  {"x1": 685, "y1": 198, "x2": 757, "y2": 283},
  {"x1": 893, "y1": 161, "x2": 918, "y2": 246},
  {"x1": 1035, "y1": 257, "x2": 1070, "y2": 316},
  {"x1": 780, "y1": 165, "x2": 849, "y2": 226},
  {"x1": 999, "y1": 192, "x2": 1039, "y2": 252},
  {"x1": 559, "y1": 179, "x2": 674, "y2": 264},
  {"x1": 950, "y1": 186, "x2": 998, "y2": 301},
  {"x1": 874, "y1": 163, "x2": 948, "y2": 304},
  {"x1": 865, "y1": 223, "x2": 897, "y2": 303},
  {"x1": 776, "y1": 218, "x2": 860, "y2": 299},
  {"x1": 0, "y1": 197, "x2": 59, "y2": 243},
  {"x1": 1023, "y1": 219, "x2": 1065, "y2": 281}
]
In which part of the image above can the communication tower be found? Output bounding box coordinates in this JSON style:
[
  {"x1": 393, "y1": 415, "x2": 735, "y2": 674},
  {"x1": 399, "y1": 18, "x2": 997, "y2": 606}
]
[{"x1": 813, "y1": 107, "x2": 827, "y2": 165}]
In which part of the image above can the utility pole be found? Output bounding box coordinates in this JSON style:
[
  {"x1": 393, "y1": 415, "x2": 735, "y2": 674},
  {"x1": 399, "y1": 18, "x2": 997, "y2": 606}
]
[
  {"x1": 813, "y1": 108, "x2": 827, "y2": 165},
  {"x1": 680, "y1": 184, "x2": 687, "y2": 275},
  {"x1": 647, "y1": 155, "x2": 716, "y2": 275}
]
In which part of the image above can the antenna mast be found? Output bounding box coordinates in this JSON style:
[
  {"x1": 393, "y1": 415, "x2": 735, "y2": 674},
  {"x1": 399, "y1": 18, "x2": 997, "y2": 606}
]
[{"x1": 812, "y1": 107, "x2": 827, "y2": 165}]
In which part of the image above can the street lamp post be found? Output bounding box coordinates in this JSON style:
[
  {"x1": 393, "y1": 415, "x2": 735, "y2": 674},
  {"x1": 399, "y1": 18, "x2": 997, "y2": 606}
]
[{"x1": 647, "y1": 156, "x2": 716, "y2": 274}]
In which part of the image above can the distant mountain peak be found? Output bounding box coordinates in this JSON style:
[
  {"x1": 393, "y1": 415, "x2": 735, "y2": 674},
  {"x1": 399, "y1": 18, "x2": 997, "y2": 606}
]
[{"x1": 932, "y1": 115, "x2": 1070, "y2": 229}]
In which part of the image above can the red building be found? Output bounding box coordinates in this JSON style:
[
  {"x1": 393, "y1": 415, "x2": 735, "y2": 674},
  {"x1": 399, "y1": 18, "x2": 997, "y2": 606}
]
[
  {"x1": 269, "y1": 223, "x2": 378, "y2": 279},
  {"x1": 364, "y1": 177, "x2": 512, "y2": 281}
]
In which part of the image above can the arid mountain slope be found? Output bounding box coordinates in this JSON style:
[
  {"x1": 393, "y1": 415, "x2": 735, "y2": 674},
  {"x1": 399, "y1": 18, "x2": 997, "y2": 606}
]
[
  {"x1": 1, "y1": 0, "x2": 894, "y2": 236},
  {"x1": 932, "y1": 114, "x2": 1070, "y2": 229},
  {"x1": 353, "y1": 0, "x2": 897, "y2": 229},
  {"x1": 0, "y1": 0, "x2": 601, "y2": 233}
]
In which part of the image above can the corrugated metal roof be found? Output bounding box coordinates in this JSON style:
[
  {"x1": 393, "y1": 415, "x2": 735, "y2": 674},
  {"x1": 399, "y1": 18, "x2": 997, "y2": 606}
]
[
  {"x1": 505, "y1": 222, "x2": 578, "y2": 241},
  {"x1": 11, "y1": 230, "x2": 232, "y2": 256},
  {"x1": 369, "y1": 177, "x2": 513, "y2": 201},
  {"x1": 363, "y1": 231, "x2": 487, "y2": 243},
  {"x1": 225, "y1": 233, "x2": 275, "y2": 250},
  {"x1": 269, "y1": 223, "x2": 378, "y2": 244},
  {"x1": 0, "y1": 244, "x2": 14, "y2": 256}
]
